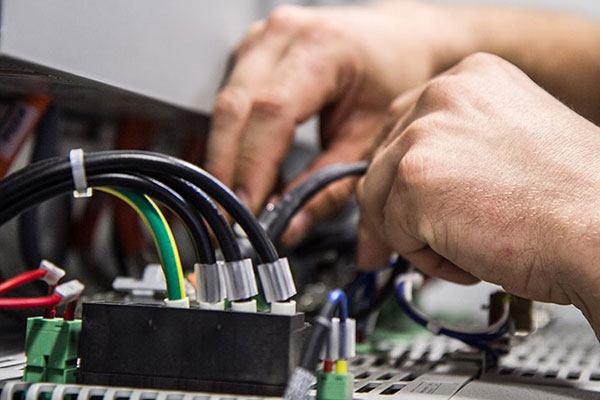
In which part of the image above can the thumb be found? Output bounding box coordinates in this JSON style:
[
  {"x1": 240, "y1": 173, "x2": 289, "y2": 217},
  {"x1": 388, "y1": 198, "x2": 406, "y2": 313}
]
[{"x1": 356, "y1": 219, "x2": 392, "y2": 271}]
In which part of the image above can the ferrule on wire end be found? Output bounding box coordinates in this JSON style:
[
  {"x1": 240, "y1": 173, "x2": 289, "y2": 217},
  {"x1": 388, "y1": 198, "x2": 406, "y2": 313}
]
[
  {"x1": 55, "y1": 280, "x2": 84, "y2": 305},
  {"x1": 39, "y1": 260, "x2": 66, "y2": 285},
  {"x1": 257, "y1": 257, "x2": 297, "y2": 303},
  {"x1": 194, "y1": 262, "x2": 227, "y2": 303},
  {"x1": 320, "y1": 318, "x2": 356, "y2": 361},
  {"x1": 223, "y1": 258, "x2": 258, "y2": 301}
]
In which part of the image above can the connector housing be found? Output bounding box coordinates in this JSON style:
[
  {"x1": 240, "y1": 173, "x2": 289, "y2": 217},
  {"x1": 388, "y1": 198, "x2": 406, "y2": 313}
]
[
  {"x1": 316, "y1": 371, "x2": 353, "y2": 400},
  {"x1": 78, "y1": 301, "x2": 310, "y2": 396},
  {"x1": 23, "y1": 317, "x2": 82, "y2": 384}
]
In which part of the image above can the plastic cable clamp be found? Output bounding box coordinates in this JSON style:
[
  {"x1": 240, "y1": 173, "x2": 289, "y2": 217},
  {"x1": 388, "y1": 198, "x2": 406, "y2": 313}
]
[
  {"x1": 223, "y1": 258, "x2": 258, "y2": 301},
  {"x1": 271, "y1": 300, "x2": 296, "y2": 315},
  {"x1": 69, "y1": 149, "x2": 92, "y2": 198},
  {"x1": 231, "y1": 299, "x2": 257, "y2": 313},
  {"x1": 257, "y1": 257, "x2": 297, "y2": 303},
  {"x1": 194, "y1": 262, "x2": 226, "y2": 303},
  {"x1": 197, "y1": 300, "x2": 225, "y2": 310},
  {"x1": 39, "y1": 259, "x2": 66, "y2": 285},
  {"x1": 55, "y1": 280, "x2": 84, "y2": 305},
  {"x1": 164, "y1": 297, "x2": 190, "y2": 309}
]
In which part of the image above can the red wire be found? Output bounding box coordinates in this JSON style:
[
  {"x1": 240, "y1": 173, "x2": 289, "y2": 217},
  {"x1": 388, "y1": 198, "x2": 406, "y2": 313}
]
[
  {"x1": 0, "y1": 294, "x2": 61, "y2": 309},
  {"x1": 0, "y1": 269, "x2": 46, "y2": 295},
  {"x1": 62, "y1": 301, "x2": 77, "y2": 321},
  {"x1": 44, "y1": 285, "x2": 57, "y2": 319}
]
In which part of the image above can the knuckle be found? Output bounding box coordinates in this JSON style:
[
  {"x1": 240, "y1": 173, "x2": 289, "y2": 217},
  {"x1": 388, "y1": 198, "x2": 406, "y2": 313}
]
[
  {"x1": 418, "y1": 75, "x2": 465, "y2": 110},
  {"x1": 458, "y1": 52, "x2": 519, "y2": 77},
  {"x1": 213, "y1": 88, "x2": 248, "y2": 118},
  {"x1": 461, "y1": 52, "x2": 504, "y2": 68},
  {"x1": 266, "y1": 5, "x2": 303, "y2": 32},
  {"x1": 251, "y1": 88, "x2": 293, "y2": 121},
  {"x1": 396, "y1": 144, "x2": 433, "y2": 189}
]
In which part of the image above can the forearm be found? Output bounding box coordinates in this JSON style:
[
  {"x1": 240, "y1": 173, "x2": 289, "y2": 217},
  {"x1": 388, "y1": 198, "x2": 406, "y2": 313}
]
[{"x1": 458, "y1": 6, "x2": 600, "y2": 124}]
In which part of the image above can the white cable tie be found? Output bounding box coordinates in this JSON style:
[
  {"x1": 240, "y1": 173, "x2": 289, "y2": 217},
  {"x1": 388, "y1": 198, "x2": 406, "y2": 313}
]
[{"x1": 69, "y1": 149, "x2": 92, "y2": 198}]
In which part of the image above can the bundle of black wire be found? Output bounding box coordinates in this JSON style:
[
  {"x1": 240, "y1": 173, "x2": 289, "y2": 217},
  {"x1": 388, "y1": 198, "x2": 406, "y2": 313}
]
[
  {"x1": 0, "y1": 150, "x2": 277, "y2": 265},
  {"x1": 259, "y1": 162, "x2": 368, "y2": 243}
]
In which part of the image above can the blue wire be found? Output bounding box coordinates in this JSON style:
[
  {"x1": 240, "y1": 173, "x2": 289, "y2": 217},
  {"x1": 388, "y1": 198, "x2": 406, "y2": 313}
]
[
  {"x1": 328, "y1": 289, "x2": 348, "y2": 322},
  {"x1": 394, "y1": 280, "x2": 509, "y2": 359}
]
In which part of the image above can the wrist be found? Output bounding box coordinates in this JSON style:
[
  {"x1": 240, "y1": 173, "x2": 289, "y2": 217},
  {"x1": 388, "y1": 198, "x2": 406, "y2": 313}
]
[
  {"x1": 550, "y1": 123, "x2": 600, "y2": 328},
  {"x1": 370, "y1": 1, "x2": 478, "y2": 75}
]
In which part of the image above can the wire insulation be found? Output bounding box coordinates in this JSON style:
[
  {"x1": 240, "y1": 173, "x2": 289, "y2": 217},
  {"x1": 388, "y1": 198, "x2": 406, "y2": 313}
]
[
  {"x1": 99, "y1": 188, "x2": 186, "y2": 300},
  {"x1": 0, "y1": 151, "x2": 276, "y2": 262},
  {"x1": 0, "y1": 269, "x2": 46, "y2": 295}
]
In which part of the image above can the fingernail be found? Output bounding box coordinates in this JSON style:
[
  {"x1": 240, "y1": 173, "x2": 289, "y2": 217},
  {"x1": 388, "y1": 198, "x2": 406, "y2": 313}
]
[{"x1": 282, "y1": 211, "x2": 312, "y2": 247}]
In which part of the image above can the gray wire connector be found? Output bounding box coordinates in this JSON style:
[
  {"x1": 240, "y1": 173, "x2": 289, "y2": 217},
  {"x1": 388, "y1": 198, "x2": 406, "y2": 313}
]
[
  {"x1": 321, "y1": 318, "x2": 356, "y2": 360},
  {"x1": 257, "y1": 257, "x2": 297, "y2": 303},
  {"x1": 194, "y1": 262, "x2": 227, "y2": 303},
  {"x1": 69, "y1": 148, "x2": 93, "y2": 198},
  {"x1": 223, "y1": 258, "x2": 258, "y2": 301}
]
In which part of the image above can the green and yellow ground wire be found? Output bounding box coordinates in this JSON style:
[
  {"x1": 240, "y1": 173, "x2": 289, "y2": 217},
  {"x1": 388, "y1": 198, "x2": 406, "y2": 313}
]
[{"x1": 98, "y1": 187, "x2": 186, "y2": 300}]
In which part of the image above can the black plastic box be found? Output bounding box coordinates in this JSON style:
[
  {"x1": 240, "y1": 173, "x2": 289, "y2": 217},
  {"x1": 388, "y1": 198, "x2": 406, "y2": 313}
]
[{"x1": 78, "y1": 301, "x2": 310, "y2": 396}]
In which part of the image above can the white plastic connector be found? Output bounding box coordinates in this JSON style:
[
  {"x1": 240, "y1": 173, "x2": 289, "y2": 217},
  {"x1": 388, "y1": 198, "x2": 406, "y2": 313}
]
[
  {"x1": 55, "y1": 280, "x2": 85, "y2": 305},
  {"x1": 257, "y1": 257, "x2": 297, "y2": 303},
  {"x1": 69, "y1": 149, "x2": 93, "y2": 198},
  {"x1": 39, "y1": 260, "x2": 65, "y2": 285},
  {"x1": 164, "y1": 297, "x2": 190, "y2": 308},
  {"x1": 271, "y1": 300, "x2": 296, "y2": 315},
  {"x1": 198, "y1": 300, "x2": 225, "y2": 310},
  {"x1": 321, "y1": 318, "x2": 356, "y2": 360},
  {"x1": 231, "y1": 299, "x2": 257, "y2": 313}
]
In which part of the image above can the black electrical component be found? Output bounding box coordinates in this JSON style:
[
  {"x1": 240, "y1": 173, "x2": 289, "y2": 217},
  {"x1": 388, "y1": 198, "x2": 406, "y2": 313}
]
[{"x1": 78, "y1": 302, "x2": 311, "y2": 396}]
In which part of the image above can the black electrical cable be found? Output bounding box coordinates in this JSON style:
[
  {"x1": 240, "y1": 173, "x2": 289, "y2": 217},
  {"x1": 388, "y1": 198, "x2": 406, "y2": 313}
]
[
  {"x1": 158, "y1": 176, "x2": 242, "y2": 261},
  {"x1": 0, "y1": 173, "x2": 216, "y2": 265},
  {"x1": 0, "y1": 150, "x2": 278, "y2": 263},
  {"x1": 259, "y1": 161, "x2": 369, "y2": 242},
  {"x1": 299, "y1": 300, "x2": 337, "y2": 371},
  {"x1": 18, "y1": 105, "x2": 71, "y2": 271}
]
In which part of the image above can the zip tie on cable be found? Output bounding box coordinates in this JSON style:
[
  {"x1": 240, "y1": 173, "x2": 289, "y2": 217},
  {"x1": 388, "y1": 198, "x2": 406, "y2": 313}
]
[
  {"x1": 194, "y1": 262, "x2": 227, "y2": 304},
  {"x1": 69, "y1": 149, "x2": 93, "y2": 198},
  {"x1": 257, "y1": 257, "x2": 297, "y2": 303},
  {"x1": 223, "y1": 258, "x2": 258, "y2": 301}
]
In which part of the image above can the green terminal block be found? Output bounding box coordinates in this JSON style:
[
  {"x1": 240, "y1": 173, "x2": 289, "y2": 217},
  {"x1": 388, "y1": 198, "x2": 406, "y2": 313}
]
[
  {"x1": 23, "y1": 317, "x2": 82, "y2": 384},
  {"x1": 316, "y1": 371, "x2": 353, "y2": 400}
]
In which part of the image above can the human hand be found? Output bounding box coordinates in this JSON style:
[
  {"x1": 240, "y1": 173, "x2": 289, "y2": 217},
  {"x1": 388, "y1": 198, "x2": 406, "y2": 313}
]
[
  {"x1": 204, "y1": 2, "x2": 473, "y2": 245},
  {"x1": 356, "y1": 53, "x2": 600, "y2": 329}
]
